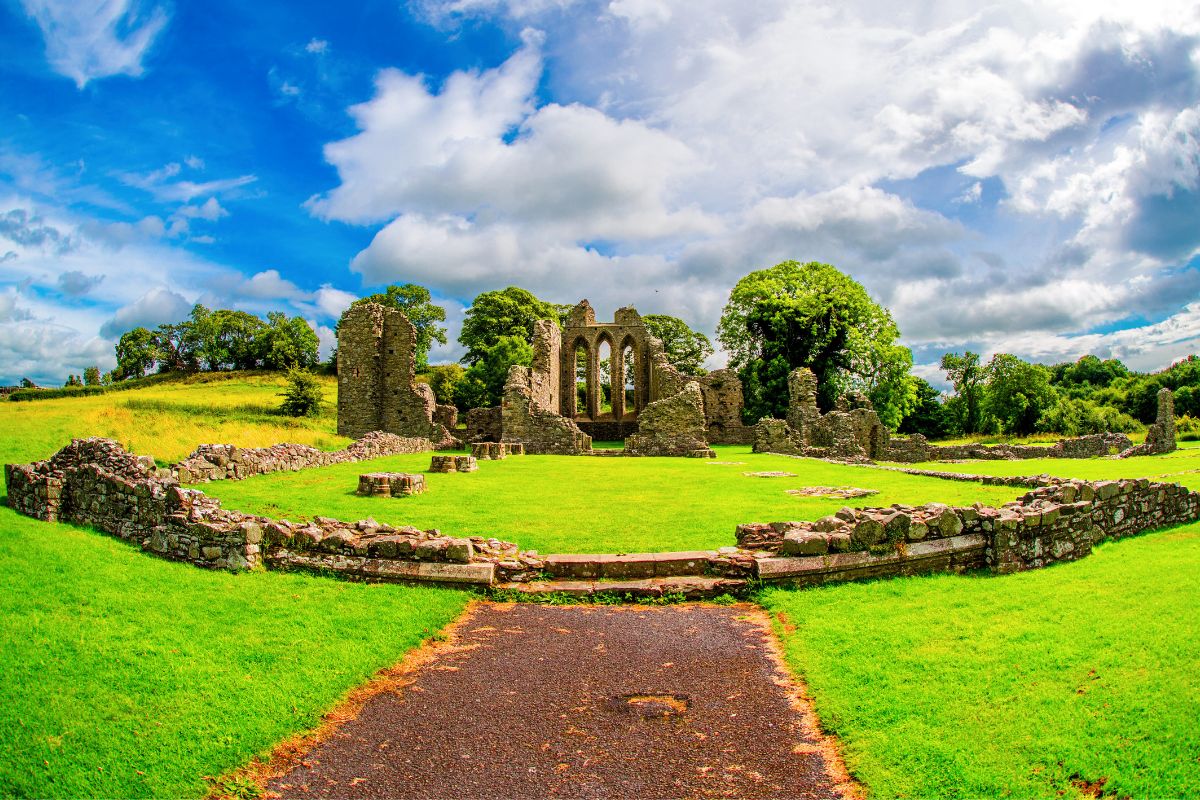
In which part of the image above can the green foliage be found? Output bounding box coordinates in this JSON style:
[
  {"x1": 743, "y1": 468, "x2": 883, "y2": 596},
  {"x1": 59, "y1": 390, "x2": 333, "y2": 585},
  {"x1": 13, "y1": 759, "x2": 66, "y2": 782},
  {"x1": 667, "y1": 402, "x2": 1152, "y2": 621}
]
[
  {"x1": 0, "y1": 509, "x2": 467, "y2": 799},
  {"x1": 115, "y1": 327, "x2": 160, "y2": 379},
  {"x1": 980, "y1": 353, "x2": 1056, "y2": 435},
  {"x1": 898, "y1": 377, "x2": 949, "y2": 439},
  {"x1": 64, "y1": 374, "x2": 83, "y2": 387},
  {"x1": 345, "y1": 283, "x2": 447, "y2": 370},
  {"x1": 642, "y1": 314, "x2": 713, "y2": 376},
  {"x1": 458, "y1": 287, "x2": 564, "y2": 367},
  {"x1": 259, "y1": 312, "x2": 320, "y2": 370},
  {"x1": 762, "y1": 524, "x2": 1200, "y2": 798},
  {"x1": 82, "y1": 366, "x2": 103, "y2": 386},
  {"x1": 427, "y1": 364, "x2": 465, "y2": 405},
  {"x1": 1036, "y1": 394, "x2": 1141, "y2": 436},
  {"x1": 113, "y1": 307, "x2": 319, "y2": 379},
  {"x1": 1177, "y1": 414, "x2": 1200, "y2": 441},
  {"x1": 939, "y1": 351, "x2": 984, "y2": 434},
  {"x1": 453, "y1": 335, "x2": 532, "y2": 411},
  {"x1": 718, "y1": 261, "x2": 915, "y2": 426},
  {"x1": 279, "y1": 368, "x2": 323, "y2": 417}
]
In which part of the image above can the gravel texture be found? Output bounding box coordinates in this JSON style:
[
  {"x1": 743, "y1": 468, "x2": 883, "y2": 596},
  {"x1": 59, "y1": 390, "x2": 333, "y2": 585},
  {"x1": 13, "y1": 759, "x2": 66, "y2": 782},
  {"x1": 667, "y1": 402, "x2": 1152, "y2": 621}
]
[{"x1": 267, "y1": 603, "x2": 846, "y2": 799}]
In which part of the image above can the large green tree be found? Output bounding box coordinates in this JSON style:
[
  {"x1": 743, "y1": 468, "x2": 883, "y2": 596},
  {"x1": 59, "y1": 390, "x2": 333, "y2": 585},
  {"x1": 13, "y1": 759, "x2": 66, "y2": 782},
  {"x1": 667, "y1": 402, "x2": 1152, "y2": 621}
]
[
  {"x1": 940, "y1": 351, "x2": 984, "y2": 435},
  {"x1": 346, "y1": 284, "x2": 447, "y2": 370},
  {"x1": 981, "y1": 353, "x2": 1057, "y2": 435},
  {"x1": 114, "y1": 327, "x2": 159, "y2": 379},
  {"x1": 459, "y1": 287, "x2": 566, "y2": 366},
  {"x1": 642, "y1": 314, "x2": 713, "y2": 376},
  {"x1": 717, "y1": 260, "x2": 915, "y2": 426},
  {"x1": 260, "y1": 312, "x2": 320, "y2": 370},
  {"x1": 452, "y1": 335, "x2": 533, "y2": 411}
]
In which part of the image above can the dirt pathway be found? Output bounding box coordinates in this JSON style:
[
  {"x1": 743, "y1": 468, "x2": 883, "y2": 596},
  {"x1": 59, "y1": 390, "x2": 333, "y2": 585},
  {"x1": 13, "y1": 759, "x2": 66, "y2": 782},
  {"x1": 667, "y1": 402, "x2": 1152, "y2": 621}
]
[{"x1": 264, "y1": 603, "x2": 853, "y2": 799}]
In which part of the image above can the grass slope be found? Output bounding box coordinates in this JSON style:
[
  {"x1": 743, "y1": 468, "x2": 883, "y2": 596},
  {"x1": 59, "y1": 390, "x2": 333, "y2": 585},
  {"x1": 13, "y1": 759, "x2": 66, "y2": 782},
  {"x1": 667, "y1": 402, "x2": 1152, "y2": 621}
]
[
  {"x1": 761, "y1": 524, "x2": 1200, "y2": 798},
  {"x1": 200, "y1": 447, "x2": 1024, "y2": 554},
  {"x1": 0, "y1": 371, "x2": 346, "y2": 466},
  {"x1": 0, "y1": 505, "x2": 469, "y2": 799}
]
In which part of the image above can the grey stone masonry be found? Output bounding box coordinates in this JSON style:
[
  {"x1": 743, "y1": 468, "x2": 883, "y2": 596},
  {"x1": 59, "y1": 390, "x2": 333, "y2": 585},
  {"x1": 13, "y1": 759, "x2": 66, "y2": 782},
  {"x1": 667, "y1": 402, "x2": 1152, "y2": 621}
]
[
  {"x1": 624, "y1": 382, "x2": 711, "y2": 456},
  {"x1": 752, "y1": 368, "x2": 887, "y2": 462},
  {"x1": 357, "y1": 473, "x2": 426, "y2": 497},
  {"x1": 175, "y1": 431, "x2": 433, "y2": 483},
  {"x1": 336, "y1": 303, "x2": 457, "y2": 448},
  {"x1": 429, "y1": 455, "x2": 479, "y2": 473},
  {"x1": 1120, "y1": 388, "x2": 1176, "y2": 458}
]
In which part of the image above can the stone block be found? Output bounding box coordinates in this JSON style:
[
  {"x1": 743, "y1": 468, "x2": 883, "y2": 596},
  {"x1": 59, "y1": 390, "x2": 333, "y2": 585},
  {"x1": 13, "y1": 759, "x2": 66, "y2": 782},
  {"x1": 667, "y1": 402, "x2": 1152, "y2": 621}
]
[{"x1": 780, "y1": 531, "x2": 829, "y2": 556}]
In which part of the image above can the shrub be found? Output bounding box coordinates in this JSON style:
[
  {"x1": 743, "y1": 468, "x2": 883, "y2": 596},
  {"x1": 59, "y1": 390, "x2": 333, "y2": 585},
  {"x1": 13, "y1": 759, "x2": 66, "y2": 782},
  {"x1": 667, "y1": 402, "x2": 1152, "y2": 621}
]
[
  {"x1": 1177, "y1": 414, "x2": 1200, "y2": 442},
  {"x1": 279, "y1": 368, "x2": 323, "y2": 417}
]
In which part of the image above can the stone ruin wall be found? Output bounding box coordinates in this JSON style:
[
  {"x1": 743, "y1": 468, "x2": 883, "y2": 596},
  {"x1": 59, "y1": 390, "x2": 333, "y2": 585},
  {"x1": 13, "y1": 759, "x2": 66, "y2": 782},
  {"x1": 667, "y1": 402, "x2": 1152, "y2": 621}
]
[
  {"x1": 752, "y1": 367, "x2": 888, "y2": 462},
  {"x1": 740, "y1": 473, "x2": 1200, "y2": 584},
  {"x1": 624, "y1": 382, "x2": 711, "y2": 456},
  {"x1": 336, "y1": 303, "x2": 457, "y2": 448},
  {"x1": 5, "y1": 437, "x2": 527, "y2": 584},
  {"x1": 174, "y1": 431, "x2": 434, "y2": 483}
]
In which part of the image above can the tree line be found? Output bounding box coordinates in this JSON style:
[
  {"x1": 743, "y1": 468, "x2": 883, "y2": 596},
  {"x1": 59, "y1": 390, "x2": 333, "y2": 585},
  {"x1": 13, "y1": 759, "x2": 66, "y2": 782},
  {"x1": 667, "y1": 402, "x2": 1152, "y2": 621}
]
[
  {"x1": 114, "y1": 305, "x2": 319, "y2": 380},
  {"x1": 87, "y1": 261, "x2": 1198, "y2": 440}
]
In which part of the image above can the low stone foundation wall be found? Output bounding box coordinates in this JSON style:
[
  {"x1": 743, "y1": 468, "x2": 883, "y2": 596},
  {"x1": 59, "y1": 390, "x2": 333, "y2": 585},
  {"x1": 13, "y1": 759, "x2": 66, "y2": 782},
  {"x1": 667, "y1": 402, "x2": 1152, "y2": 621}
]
[
  {"x1": 883, "y1": 432, "x2": 1134, "y2": 463},
  {"x1": 5, "y1": 438, "x2": 526, "y2": 583},
  {"x1": 7, "y1": 437, "x2": 1198, "y2": 595},
  {"x1": 744, "y1": 475, "x2": 1200, "y2": 585},
  {"x1": 175, "y1": 431, "x2": 435, "y2": 483}
]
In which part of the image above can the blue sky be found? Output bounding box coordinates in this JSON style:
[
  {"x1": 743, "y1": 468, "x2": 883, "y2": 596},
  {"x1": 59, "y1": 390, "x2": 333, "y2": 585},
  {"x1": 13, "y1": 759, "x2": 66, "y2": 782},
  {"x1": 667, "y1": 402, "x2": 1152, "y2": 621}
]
[{"x1": 1, "y1": 0, "x2": 1199, "y2": 386}]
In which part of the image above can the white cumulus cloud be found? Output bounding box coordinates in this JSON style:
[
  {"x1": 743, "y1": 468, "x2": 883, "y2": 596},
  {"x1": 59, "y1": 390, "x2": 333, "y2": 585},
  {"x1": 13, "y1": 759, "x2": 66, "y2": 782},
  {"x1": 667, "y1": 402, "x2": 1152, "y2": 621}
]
[{"x1": 21, "y1": 0, "x2": 170, "y2": 88}]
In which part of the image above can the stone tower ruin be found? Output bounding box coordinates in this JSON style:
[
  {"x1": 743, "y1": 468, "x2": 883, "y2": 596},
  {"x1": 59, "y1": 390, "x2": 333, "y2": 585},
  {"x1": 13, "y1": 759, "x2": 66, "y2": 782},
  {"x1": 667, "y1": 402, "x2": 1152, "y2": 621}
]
[{"x1": 336, "y1": 303, "x2": 456, "y2": 447}]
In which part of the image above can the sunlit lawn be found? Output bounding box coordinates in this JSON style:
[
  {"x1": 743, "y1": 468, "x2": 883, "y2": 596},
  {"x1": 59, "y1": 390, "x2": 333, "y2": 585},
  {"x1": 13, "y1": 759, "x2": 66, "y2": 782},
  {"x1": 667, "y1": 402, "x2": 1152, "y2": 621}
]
[{"x1": 762, "y1": 522, "x2": 1200, "y2": 798}]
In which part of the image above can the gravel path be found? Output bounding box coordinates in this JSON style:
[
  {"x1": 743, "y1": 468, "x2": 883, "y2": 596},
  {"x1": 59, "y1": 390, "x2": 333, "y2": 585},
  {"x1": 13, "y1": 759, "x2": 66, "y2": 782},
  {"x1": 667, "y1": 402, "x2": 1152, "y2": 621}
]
[{"x1": 267, "y1": 603, "x2": 850, "y2": 799}]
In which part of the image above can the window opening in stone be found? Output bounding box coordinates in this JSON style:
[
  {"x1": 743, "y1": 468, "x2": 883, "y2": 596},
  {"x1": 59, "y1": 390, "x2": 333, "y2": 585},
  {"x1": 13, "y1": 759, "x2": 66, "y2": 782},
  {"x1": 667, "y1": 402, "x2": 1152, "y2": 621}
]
[
  {"x1": 574, "y1": 340, "x2": 589, "y2": 419},
  {"x1": 622, "y1": 343, "x2": 636, "y2": 419},
  {"x1": 597, "y1": 338, "x2": 613, "y2": 419}
]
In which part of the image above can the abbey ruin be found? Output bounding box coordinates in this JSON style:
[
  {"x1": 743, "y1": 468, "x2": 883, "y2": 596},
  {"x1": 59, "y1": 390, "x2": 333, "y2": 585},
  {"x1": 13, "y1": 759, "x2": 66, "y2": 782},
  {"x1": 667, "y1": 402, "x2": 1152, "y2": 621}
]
[{"x1": 337, "y1": 300, "x2": 1177, "y2": 464}]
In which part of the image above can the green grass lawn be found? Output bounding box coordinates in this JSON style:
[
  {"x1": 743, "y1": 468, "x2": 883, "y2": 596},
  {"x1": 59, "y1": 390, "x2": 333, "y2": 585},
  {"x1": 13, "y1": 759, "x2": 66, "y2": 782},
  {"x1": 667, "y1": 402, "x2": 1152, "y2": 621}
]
[
  {"x1": 0, "y1": 504, "x2": 469, "y2": 799},
  {"x1": 761, "y1": 523, "x2": 1200, "y2": 798},
  {"x1": 199, "y1": 447, "x2": 1025, "y2": 554},
  {"x1": 894, "y1": 440, "x2": 1200, "y2": 491}
]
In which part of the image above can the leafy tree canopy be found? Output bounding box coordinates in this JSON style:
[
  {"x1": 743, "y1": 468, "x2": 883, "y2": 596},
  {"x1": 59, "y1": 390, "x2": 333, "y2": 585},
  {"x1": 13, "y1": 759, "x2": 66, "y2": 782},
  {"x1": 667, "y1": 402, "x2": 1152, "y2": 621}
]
[
  {"x1": 981, "y1": 353, "x2": 1056, "y2": 436},
  {"x1": 459, "y1": 287, "x2": 567, "y2": 366},
  {"x1": 453, "y1": 335, "x2": 533, "y2": 411},
  {"x1": 717, "y1": 260, "x2": 915, "y2": 427},
  {"x1": 940, "y1": 351, "x2": 984, "y2": 435},
  {"x1": 345, "y1": 283, "x2": 447, "y2": 371},
  {"x1": 642, "y1": 314, "x2": 713, "y2": 376}
]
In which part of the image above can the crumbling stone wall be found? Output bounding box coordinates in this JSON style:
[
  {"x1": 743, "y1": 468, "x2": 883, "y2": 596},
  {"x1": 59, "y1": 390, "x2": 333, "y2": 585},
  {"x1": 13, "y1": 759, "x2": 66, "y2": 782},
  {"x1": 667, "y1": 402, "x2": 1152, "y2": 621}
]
[
  {"x1": 741, "y1": 475, "x2": 1200, "y2": 579},
  {"x1": 1120, "y1": 388, "x2": 1176, "y2": 458},
  {"x1": 5, "y1": 438, "x2": 526, "y2": 584},
  {"x1": 884, "y1": 432, "x2": 1136, "y2": 463},
  {"x1": 502, "y1": 365, "x2": 592, "y2": 454},
  {"x1": 175, "y1": 431, "x2": 433, "y2": 483},
  {"x1": 625, "y1": 383, "x2": 710, "y2": 456},
  {"x1": 752, "y1": 368, "x2": 886, "y2": 461},
  {"x1": 336, "y1": 303, "x2": 457, "y2": 448},
  {"x1": 464, "y1": 406, "x2": 502, "y2": 443}
]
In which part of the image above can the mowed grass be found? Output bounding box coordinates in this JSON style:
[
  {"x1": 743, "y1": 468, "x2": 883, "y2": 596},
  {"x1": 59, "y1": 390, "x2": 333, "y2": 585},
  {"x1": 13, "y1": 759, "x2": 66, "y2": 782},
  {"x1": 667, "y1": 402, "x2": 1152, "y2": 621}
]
[
  {"x1": 201, "y1": 447, "x2": 1024, "y2": 554},
  {"x1": 0, "y1": 505, "x2": 469, "y2": 799},
  {"x1": 762, "y1": 523, "x2": 1200, "y2": 798},
  {"x1": 896, "y1": 440, "x2": 1200, "y2": 491},
  {"x1": 1, "y1": 374, "x2": 465, "y2": 798},
  {"x1": 0, "y1": 371, "x2": 347, "y2": 467}
]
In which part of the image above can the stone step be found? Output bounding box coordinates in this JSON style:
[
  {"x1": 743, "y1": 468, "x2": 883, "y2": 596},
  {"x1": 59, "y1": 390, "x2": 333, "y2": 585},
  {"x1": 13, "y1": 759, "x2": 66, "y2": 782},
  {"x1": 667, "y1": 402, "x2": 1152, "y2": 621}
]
[
  {"x1": 584, "y1": 449, "x2": 626, "y2": 457},
  {"x1": 494, "y1": 575, "x2": 749, "y2": 600},
  {"x1": 544, "y1": 551, "x2": 719, "y2": 580}
]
